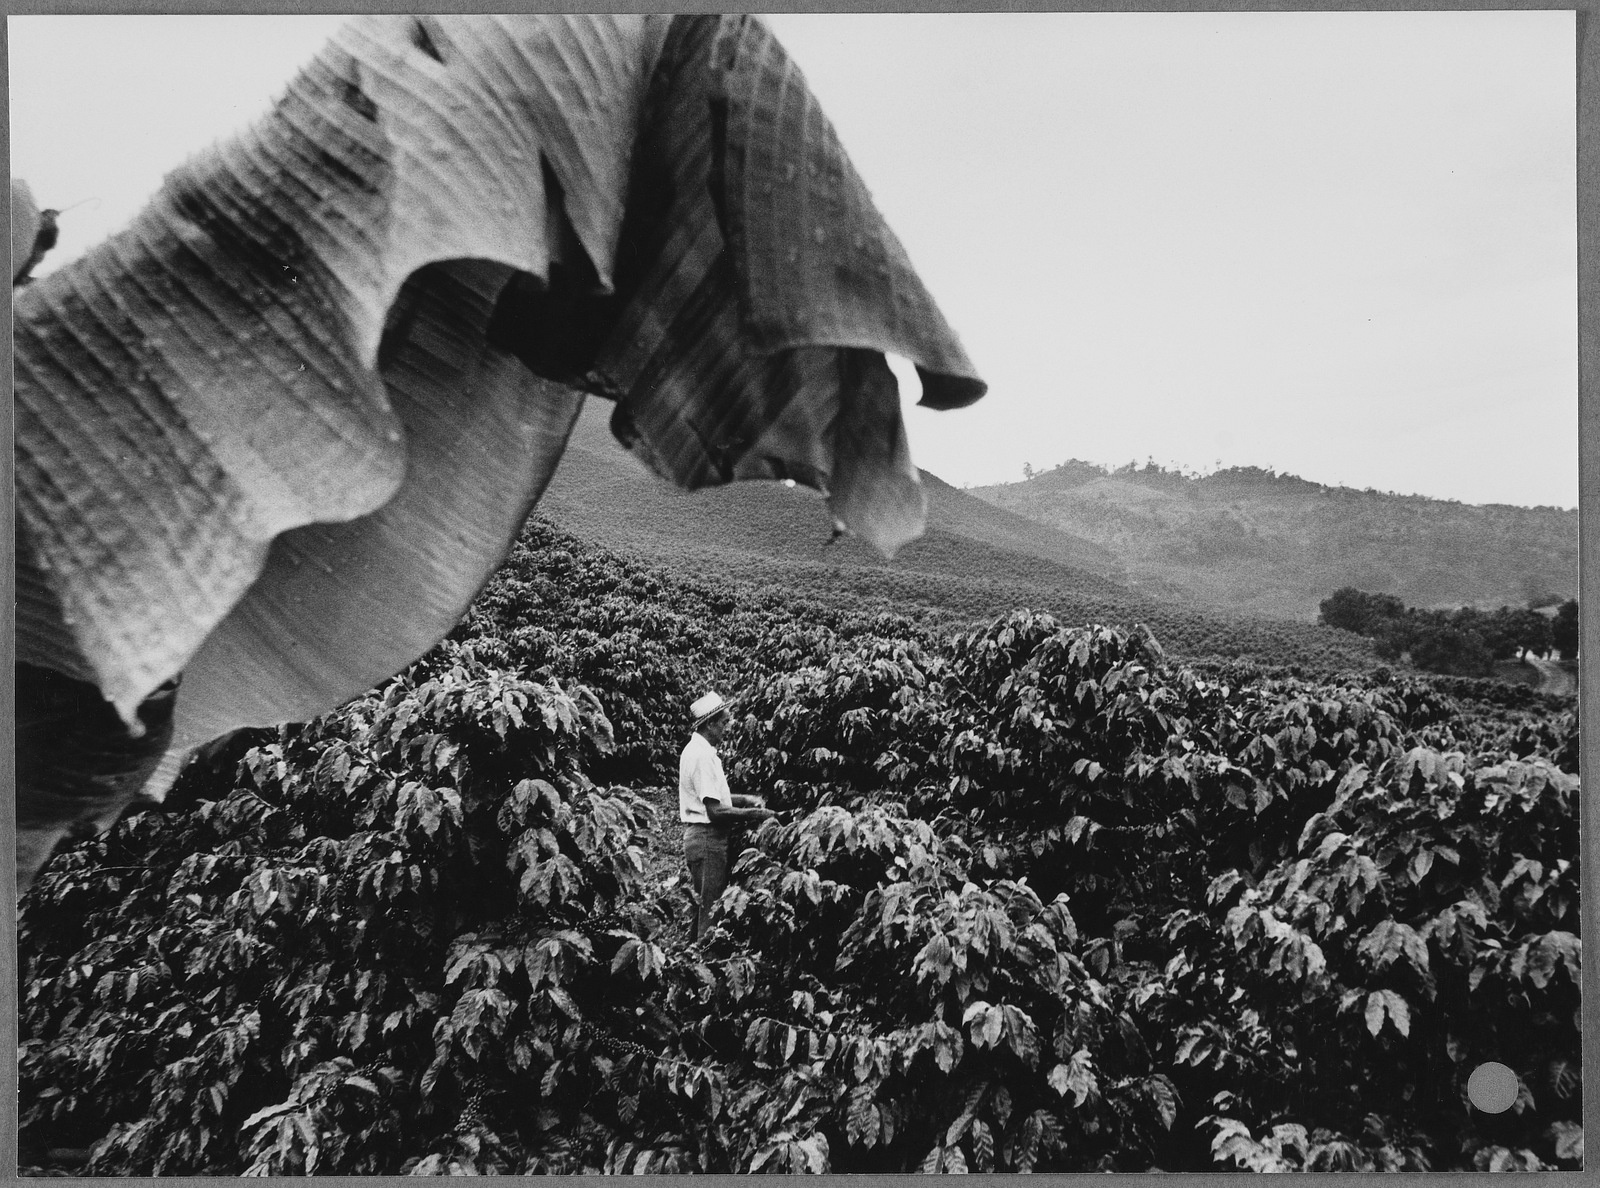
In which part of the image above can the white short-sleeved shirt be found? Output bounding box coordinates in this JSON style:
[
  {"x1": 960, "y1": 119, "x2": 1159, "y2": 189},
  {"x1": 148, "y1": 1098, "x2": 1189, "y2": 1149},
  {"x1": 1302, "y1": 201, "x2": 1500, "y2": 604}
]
[{"x1": 679, "y1": 732, "x2": 730, "y2": 823}]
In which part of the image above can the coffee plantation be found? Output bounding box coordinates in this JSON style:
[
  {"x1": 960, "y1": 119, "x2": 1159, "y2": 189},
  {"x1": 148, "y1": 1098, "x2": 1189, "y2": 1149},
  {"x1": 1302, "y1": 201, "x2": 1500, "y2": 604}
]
[{"x1": 18, "y1": 519, "x2": 1581, "y2": 1173}]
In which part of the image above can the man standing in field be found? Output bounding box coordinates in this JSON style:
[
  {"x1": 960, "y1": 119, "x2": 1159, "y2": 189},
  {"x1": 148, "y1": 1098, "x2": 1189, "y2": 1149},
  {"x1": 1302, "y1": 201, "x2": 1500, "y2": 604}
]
[{"x1": 680, "y1": 691, "x2": 776, "y2": 940}]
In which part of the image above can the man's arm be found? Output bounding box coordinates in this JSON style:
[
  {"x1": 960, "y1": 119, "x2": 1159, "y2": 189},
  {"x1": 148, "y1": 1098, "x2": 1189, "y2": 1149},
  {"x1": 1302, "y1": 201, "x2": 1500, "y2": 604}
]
[
  {"x1": 730, "y1": 793, "x2": 766, "y2": 809},
  {"x1": 704, "y1": 795, "x2": 775, "y2": 825}
]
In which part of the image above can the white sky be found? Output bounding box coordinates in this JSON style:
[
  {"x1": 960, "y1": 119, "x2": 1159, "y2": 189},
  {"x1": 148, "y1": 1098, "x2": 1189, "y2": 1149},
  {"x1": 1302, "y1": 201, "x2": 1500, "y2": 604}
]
[{"x1": 8, "y1": 13, "x2": 1578, "y2": 508}]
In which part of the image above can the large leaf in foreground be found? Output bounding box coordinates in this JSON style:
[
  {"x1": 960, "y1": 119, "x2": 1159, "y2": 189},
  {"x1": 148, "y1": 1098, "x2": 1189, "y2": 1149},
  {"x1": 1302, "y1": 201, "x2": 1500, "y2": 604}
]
[
  {"x1": 12, "y1": 13, "x2": 983, "y2": 885},
  {"x1": 15, "y1": 14, "x2": 662, "y2": 721}
]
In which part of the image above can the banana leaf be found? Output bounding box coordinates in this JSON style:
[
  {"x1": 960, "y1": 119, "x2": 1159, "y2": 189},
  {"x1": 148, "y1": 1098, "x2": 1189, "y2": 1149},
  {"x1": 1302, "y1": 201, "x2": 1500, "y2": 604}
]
[{"x1": 12, "y1": 13, "x2": 983, "y2": 887}]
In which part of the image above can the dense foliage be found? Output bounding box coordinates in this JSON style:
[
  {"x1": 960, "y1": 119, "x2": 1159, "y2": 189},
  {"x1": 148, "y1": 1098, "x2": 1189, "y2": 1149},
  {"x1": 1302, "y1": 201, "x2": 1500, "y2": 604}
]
[{"x1": 20, "y1": 523, "x2": 1582, "y2": 1174}]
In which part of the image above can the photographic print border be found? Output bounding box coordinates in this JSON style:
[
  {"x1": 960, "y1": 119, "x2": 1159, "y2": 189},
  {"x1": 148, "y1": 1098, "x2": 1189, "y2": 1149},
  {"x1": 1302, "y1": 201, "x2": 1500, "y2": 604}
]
[{"x1": 2, "y1": 0, "x2": 1593, "y2": 1182}]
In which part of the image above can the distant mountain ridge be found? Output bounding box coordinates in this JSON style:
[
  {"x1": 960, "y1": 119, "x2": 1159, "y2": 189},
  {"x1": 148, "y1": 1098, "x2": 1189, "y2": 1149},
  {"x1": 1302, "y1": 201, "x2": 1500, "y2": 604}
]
[{"x1": 969, "y1": 460, "x2": 1578, "y2": 621}]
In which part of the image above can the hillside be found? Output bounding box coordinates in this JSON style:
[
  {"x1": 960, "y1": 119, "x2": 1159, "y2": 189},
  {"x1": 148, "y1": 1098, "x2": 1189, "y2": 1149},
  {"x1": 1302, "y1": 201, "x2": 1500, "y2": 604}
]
[
  {"x1": 534, "y1": 399, "x2": 1376, "y2": 671},
  {"x1": 970, "y1": 462, "x2": 1579, "y2": 621},
  {"x1": 538, "y1": 399, "x2": 1124, "y2": 582}
]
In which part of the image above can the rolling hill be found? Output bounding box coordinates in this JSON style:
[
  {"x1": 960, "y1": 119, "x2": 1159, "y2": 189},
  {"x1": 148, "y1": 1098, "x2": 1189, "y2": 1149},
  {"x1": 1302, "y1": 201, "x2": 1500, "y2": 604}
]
[
  {"x1": 531, "y1": 399, "x2": 1377, "y2": 670},
  {"x1": 969, "y1": 461, "x2": 1579, "y2": 622},
  {"x1": 538, "y1": 399, "x2": 1122, "y2": 584}
]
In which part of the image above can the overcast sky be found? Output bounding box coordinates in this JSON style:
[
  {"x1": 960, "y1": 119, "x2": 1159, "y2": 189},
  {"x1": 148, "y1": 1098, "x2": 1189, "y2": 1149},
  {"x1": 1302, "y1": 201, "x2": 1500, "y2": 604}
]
[{"x1": 9, "y1": 12, "x2": 1577, "y2": 508}]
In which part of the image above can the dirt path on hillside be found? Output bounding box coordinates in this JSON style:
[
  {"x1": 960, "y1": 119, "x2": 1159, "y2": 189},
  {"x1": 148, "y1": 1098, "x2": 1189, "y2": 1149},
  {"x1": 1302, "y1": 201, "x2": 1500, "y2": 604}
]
[{"x1": 1526, "y1": 656, "x2": 1578, "y2": 697}]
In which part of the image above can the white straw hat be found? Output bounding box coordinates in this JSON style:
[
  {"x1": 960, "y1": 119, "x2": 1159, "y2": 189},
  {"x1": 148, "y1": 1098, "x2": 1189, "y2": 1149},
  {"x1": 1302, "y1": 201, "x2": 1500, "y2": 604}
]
[{"x1": 691, "y1": 691, "x2": 729, "y2": 724}]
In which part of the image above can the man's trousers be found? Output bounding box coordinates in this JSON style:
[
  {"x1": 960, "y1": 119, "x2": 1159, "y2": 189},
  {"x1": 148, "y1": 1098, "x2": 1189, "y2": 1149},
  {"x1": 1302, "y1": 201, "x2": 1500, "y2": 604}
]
[{"x1": 683, "y1": 823, "x2": 732, "y2": 940}]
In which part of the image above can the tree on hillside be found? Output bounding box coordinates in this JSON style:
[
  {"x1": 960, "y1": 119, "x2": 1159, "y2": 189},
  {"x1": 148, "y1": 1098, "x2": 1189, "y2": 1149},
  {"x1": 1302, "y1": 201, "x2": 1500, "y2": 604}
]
[
  {"x1": 1372, "y1": 622, "x2": 1412, "y2": 664},
  {"x1": 1475, "y1": 607, "x2": 1552, "y2": 661},
  {"x1": 1318, "y1": 588, "x2": 1407, "y2": 636},
  {"x1": 1552, "y1": 600, "x2": 1579, "y2": 660},
  {"x1": 1406, "y1": 622, "x2": 1494, "y2": 678}
]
